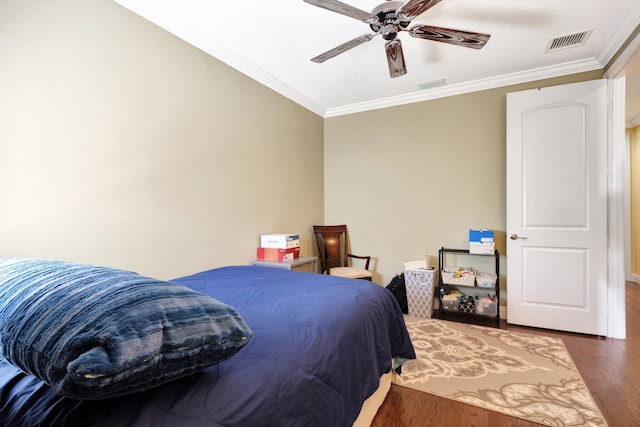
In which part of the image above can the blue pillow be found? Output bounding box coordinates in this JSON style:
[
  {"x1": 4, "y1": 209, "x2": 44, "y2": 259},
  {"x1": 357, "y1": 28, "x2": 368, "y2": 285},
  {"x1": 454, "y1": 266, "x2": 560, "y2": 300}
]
[{"x1": 0, "y1": 258, "x2": 252, "y2": 400}]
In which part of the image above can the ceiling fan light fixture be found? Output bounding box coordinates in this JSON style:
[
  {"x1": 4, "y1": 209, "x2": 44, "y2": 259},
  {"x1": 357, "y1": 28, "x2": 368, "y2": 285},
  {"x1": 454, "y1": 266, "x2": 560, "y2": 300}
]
[{"x1": 382, "y1": 24, "x2": 399, "y2": 40}]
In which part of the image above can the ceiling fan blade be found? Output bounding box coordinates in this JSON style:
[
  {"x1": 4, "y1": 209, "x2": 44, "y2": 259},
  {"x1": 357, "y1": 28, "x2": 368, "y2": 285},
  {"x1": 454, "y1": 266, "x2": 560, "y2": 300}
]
[
  {"x1": 409, "y1": 25, "x2": 491, "y2": 49},
  {"x1": 304, "y1": 0, "x2": 378, "y2": 24},
  {"x1": 311, "y1": 34, "x2": 376, "y2": 63},
  {"x1": 385, "y1": 39, "x2": 407, "y2": 78},
  {"x1": 397, "y1": 0, "x2": 444, "y2": 20}
]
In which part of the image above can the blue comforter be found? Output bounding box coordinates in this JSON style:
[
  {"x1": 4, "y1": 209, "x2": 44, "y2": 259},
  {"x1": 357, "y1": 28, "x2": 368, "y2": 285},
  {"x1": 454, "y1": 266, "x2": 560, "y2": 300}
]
[{"x1": 0, "y1": 266, "x2": 415, "y2": 427}]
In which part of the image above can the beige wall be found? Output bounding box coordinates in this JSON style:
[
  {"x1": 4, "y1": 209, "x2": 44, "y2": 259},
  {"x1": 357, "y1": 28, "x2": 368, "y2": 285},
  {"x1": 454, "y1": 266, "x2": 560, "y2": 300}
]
[
  {"x1": 324, "y1": 70, "x2": 603, "y2": 289},
  {"x1": 0, "y1": 0, "x2": 324, "y2": 279}
]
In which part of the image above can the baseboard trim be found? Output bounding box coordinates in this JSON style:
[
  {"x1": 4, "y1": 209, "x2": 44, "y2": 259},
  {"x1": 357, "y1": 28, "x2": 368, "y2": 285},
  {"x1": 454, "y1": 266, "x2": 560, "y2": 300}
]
[{"x1": 500, "y1": 305, "x2": 507, "y2": 320}]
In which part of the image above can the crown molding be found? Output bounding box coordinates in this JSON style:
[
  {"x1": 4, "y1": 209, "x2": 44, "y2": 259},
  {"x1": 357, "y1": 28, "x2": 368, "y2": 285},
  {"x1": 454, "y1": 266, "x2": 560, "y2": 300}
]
[
  {"x1": 627, "y1": 115, "x2": 640, "y2": 128},
  {"x1": 323, "y1": 58, "x2": 603, "y2": 117}
]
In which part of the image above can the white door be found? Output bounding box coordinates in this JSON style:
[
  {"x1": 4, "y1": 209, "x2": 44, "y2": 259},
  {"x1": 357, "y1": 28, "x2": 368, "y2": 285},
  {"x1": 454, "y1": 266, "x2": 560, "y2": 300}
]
[{"x1": 506, "y1": 79, "x2": 608, "y2": 336}]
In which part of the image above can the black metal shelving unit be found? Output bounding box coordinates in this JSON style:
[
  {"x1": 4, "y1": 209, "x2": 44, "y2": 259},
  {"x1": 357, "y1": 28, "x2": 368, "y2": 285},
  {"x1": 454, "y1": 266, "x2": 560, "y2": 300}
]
[{"x1": 437, "y1": 247, "x2": 500, "y2": 327}]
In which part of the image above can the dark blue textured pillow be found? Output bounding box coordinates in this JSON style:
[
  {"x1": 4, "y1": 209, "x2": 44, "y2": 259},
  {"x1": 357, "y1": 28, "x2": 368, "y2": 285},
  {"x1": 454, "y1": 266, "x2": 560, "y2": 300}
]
[{"x1": 0, "y1": 258, "x2": 252, "y2": 400}]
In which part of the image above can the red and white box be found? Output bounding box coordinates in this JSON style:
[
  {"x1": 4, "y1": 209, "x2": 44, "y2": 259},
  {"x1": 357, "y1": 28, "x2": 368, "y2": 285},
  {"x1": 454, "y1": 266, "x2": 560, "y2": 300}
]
[
  {"x1": 260, "y1": 234, "x2": 300, "y2": 249},
  {"x1": 257, "y1": 247, "x2": 301, "y2": 262}
]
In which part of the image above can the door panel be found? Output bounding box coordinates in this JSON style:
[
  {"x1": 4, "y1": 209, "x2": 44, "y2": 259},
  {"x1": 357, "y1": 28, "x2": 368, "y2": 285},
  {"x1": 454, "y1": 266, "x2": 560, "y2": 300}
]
[
  {"x1": 522, "y1": 247, "x2": 586, "y2": 307},
  {"x1": 523, "y1": 104, "x2": 587, "y2": 227},
  {"x1": 506, "y1": 79, "x2": 608, "y2": 336}
]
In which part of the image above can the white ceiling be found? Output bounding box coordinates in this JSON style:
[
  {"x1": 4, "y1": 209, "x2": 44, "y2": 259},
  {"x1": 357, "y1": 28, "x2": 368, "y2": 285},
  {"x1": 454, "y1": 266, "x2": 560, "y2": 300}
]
[{"x1": 114, "y1": 0, "x2": 640, "y2": 119}]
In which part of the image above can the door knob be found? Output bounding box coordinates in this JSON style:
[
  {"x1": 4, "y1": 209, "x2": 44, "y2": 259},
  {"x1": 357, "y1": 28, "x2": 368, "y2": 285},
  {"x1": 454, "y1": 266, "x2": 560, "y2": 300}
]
[{"x1": 510, "y1": 233, "x2": 528, "y2": 240}]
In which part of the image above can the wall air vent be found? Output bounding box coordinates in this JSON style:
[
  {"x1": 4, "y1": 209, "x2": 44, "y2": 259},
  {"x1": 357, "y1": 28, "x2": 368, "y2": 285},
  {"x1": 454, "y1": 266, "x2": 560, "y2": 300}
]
[
  {"x1": 547, "y1": 30, "x2": 592, "y2": 52},
  {"x1": 417, "y1": 78, "x2": 447, "y2": 90}
]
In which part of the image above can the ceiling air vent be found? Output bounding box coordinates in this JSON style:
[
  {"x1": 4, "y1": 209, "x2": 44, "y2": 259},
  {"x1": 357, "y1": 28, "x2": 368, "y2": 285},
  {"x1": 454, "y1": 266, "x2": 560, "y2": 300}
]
[
  {"x1": 547, "y1": 30, "x2": 592, "y2": 52},
  {"x1": 418, "y1": 78, "x2": 447, "y2": 90}
]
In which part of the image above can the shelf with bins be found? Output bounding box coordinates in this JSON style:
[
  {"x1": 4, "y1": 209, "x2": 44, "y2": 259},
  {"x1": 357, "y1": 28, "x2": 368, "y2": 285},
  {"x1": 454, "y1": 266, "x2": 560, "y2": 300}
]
[{"x1": 437, "y1": 247, "x2": 500, "y2": 327}]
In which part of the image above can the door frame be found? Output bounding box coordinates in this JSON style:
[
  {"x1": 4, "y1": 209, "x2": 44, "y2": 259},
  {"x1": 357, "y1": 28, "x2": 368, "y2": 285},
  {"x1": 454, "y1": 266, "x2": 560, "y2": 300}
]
[
  {"x1": 604, "y1": 32, "x2": 640, "y2": 339},
  {"x1": 608, "y1": 77, "x2": 627, "y2": 339}
]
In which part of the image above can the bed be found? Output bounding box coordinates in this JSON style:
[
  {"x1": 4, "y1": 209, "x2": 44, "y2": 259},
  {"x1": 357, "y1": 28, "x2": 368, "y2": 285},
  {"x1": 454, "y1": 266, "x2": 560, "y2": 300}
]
[{"x1": 0, "y1": 261, "x2": 415, "y2": 427}]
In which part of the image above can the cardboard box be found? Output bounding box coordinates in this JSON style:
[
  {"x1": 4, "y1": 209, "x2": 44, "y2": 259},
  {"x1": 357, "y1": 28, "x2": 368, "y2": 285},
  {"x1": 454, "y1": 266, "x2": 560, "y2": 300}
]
[
  {"x1": 469, "y1": 242, "x2": 495, "y2": 255},
  {"x1": 260, "y1": 234, "x2": 300, "y2": 249},
  {"x1": 441, "y1": 271, "x2": 476, "y2": 286},
  {"x1": 469, "y1": 229, "x2": 494, "y2": 243},
  {"x1": 257, "y1": 247, "x2": 300, "y2": 262}
]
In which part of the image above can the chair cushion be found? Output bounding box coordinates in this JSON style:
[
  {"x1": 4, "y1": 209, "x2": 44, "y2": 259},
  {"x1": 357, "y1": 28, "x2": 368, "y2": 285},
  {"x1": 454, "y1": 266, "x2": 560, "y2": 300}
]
[
  {"x1": 329, "y1": 267, "x2": 373, "y2": 279},
  {"x1": 0, "y1": 258, "x2": 252, "y2": 400}
]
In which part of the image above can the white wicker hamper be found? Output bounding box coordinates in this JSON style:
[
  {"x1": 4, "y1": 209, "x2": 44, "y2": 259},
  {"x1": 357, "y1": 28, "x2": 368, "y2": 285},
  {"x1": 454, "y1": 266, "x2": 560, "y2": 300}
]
[{"x1": 403, "y1": 262, "x2": 438, "y2": 318}]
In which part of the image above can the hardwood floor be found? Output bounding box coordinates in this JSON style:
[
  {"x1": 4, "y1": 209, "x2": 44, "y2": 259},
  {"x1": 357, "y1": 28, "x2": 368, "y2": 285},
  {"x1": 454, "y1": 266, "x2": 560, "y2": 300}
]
[{"x1": 372, "y1": 281, "x2": 640, "y2": 427}]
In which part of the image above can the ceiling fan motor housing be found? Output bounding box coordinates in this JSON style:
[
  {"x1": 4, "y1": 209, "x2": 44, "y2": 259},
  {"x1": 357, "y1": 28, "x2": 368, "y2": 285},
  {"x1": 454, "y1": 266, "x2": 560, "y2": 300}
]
[{"x1": 369, "y1": 1, "x2": 410, "y2": 38}]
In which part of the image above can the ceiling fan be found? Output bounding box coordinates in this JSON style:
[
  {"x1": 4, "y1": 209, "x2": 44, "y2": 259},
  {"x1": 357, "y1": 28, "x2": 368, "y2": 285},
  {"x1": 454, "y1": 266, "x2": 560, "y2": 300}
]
[{"x1": 304, "y1": 0, "x2": 491, "y2": 78}]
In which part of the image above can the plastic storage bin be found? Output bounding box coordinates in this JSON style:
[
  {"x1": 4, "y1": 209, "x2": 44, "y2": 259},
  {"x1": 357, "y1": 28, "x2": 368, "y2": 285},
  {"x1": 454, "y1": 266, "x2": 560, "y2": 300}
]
[
  {"x1": 404, "y1": 261, "x2": 438, "y2": 318},
  {"x1": 476, "y1": 272, "x2": 497, "y2": 288},
  {"x1": 441, "y1": 298, "x2": 459, "y2": 312},
  {"x1": 441, "y1": 290, "x2": 463, "y2": 312},
  {"x1": 474, "y1": 296, "x2": 498, "y2": 316}
]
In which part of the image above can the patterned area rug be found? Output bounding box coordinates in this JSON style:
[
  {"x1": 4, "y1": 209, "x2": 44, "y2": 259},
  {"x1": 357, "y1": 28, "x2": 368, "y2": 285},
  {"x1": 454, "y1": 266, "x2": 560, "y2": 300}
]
[{"x1": 394, "y1": 316, "x2": 607, "y2": 426}]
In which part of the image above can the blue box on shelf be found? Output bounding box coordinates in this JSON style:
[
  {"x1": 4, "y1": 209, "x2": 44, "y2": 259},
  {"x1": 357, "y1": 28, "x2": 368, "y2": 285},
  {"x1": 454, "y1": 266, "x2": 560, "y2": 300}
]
[{"x1": 469, "y1": 229, "x2": 494, "y2": 243}]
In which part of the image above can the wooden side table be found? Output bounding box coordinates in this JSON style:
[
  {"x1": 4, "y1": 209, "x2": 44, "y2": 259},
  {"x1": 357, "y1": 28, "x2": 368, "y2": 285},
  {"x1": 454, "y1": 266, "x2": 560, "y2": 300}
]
[{"x1": 251, "y1": 256, "x2": 318, "y2": 273}]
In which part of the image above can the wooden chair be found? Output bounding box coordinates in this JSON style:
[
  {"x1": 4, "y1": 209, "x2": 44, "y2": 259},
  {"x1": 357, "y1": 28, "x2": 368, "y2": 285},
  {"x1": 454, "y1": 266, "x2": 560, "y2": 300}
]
[{"x1": 313, "y1": 225, "x2": 372, "y2": 280}]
